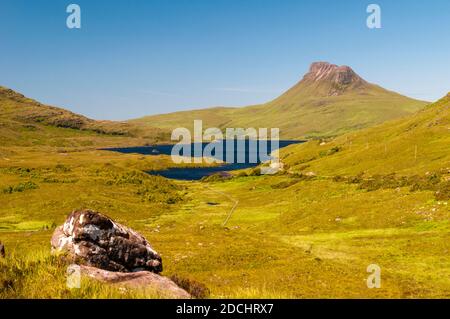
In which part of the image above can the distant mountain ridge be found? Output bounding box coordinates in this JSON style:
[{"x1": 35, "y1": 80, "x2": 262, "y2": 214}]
[{"x1": 131, "y1": 62, "x2": 428, "y2": 139}]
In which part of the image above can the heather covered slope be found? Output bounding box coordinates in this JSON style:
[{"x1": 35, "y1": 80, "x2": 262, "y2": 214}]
[
  {"x1": 281, "y1": 93, "x2": 450, "y2": 176},
  {"x1": 131, "y1": 62, "x2": 427, "y2": 139}
]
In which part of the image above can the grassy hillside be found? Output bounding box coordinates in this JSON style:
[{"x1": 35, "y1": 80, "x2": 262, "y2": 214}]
[
  {"x1": 281, "y1": 93, "x2": 450, "y2": 176},
  {"x1": 0, "y1": 86, "x2": 169, "y2": 148},
  {"x1": 131, "y1": 62, "x2": 427, "y2": 139}
]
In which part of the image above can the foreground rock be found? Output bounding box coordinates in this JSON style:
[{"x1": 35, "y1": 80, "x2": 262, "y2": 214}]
[
  {"x1": 51, "y1": 210, "x2": 162, "y2": 273},
  {"x1": 52, "y1": 210, "x2": 191, "y2": 297},
  {"x1": 80, "y1": 265, "x2": 190, "y2": 298},
  {"x1": 0, "y1": 241, "x2": 5, "y2": 258}
]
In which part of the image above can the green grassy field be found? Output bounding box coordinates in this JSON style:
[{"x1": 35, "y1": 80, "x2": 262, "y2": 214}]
[{"x1": 0, "y1": 145, "x2": 448, "y2": 298}]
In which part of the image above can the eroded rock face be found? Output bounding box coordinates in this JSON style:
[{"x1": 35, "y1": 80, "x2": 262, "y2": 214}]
[
  {"x1": 51, "y1": 210, "x2": 162, "y2": 273},
  {"x1": 303, "y1": 62, "x2": 368, "y2": 96}
]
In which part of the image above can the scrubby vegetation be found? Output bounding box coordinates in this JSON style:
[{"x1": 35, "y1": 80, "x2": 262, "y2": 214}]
[
  {"x1": 95, "y1": 167, "x2": 185, "y2": 204},
  {"x1": 2, "y1": 181, "x2": 39, "y2": 194},
  {"x1": 270, "y1": 179, "x2": 299, "y2": 189},
  {"x1": 130, "y1": 63, "x2": 426, "y2": 139},
  {"x1": 0, "y1": 251, "x2": 164, "y2": 298},
  {"x1": 169, "y1": 274, "x2": 210, "y2": 299},
  {"x1": 200, "y1": 173, "x2": 232, "y2": 183},
  {"x1": 319, "y1": 146, "x2": 341, "y2": 157},
  {"x1": 332, "y1": 172, "x2": 449, "y2": 201}
]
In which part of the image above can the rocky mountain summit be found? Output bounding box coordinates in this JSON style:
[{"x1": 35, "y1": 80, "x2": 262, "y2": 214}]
[{"x1": 300, "y1": 62, "x2": 369, "y2": 96}]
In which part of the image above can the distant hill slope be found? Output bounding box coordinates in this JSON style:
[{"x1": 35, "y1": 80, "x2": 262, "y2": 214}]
[
  {"x1": 130, "y1": 62, "x2": 427, "y2": 139},
  {"x1": 0, "y1": 86, "x2": 167, "y2": 147},
  {"x1": 281, "y1": 92, "x2": 450, "y2": 175}
]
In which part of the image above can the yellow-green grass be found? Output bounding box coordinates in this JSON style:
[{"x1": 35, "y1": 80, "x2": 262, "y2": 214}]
[
  {"x1": 169, "y1": 176, "x2": 449, "y2": 298},
  {"x1": 0, "y1": 249, "x2": 166, "y2": 299},
  {"x1": 1, "y1": 146, "x2": 448, "y2": 298},
  {"x1": 280, "y1": 93, "x2": 450, "y2": 176}
]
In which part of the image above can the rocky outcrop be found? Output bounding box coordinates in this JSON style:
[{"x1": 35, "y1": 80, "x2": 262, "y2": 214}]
[
  {"x1": 51, "y1": 210, "x2": 192, "y2": 298},
  {"x1": 51, "y1": 210, "x2": 162, "y2": 273},
  {"x1": 0, "y1": 241, "x2": 5, "y2": 258},
  {"x1": 79, "y1": 265, "x2": 191, "y2": 299},
  {"x1": 302, "y1": 62, "x2": 368, "y2": 96}
]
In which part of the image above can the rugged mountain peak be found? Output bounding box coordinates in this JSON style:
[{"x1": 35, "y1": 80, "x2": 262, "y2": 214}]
[{"x1": 301, "y1": 62, "x2": 368, "y2": 96}]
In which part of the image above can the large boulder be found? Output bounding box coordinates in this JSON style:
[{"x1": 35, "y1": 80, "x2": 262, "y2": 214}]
[
  {"x1": 51, "y1": 210, "x2": 162, "y2": 273},
  {"x1": 0, "y1": 241, "x2": 5, "y2": 258}
]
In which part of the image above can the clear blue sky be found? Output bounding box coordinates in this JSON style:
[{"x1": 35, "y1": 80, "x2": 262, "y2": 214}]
[{"x1": 1, "y1": 0, "x2": 449, "y2": 120}]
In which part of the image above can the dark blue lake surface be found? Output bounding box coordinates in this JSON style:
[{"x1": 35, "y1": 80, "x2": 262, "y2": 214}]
[{"x1": 103, "y1": 140, "x2": 302, "y2": 180}]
